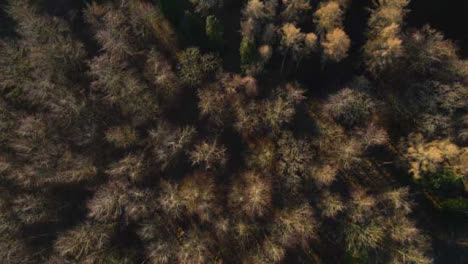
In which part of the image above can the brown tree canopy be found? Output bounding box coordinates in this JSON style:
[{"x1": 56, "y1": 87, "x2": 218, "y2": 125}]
[{"x1": 0, "y1": 0, "x2": 466, "y2": 263}]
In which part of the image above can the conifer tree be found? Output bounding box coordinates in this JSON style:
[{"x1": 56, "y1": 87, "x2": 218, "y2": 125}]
[{"x1": 206, "y1": 15, "x2": 224, "y2": 47}]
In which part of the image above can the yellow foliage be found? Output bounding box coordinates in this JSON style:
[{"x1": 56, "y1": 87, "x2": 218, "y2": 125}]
[
  {"x1": 314, "y1": 1, "x2": 343, "y2": 34},
  {"x1": 321, "y1": 28, "x2": 351, "y2": 62},
  {"x1": 405, "y1": 134, "x2": 467, "y2": 179},
  {"x1": 229, "y1": 171, "x2": 272, "y2": 217}
]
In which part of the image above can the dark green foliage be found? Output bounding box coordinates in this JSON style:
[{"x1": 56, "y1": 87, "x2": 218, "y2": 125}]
[
  {"x1": 205, "y1": 15, "x2": 224, "y2": 48},
  {"x1": 419, "y1": 170, "x2": 465, "y2": 195}
]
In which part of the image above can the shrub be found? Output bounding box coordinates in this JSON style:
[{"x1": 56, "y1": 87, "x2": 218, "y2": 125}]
[
  {"x1": 441, "y1": 198, "x2": 468, "y2": 214},
  {"x1": 419, "y1": 170, "x2": 465, "y2": 195}
]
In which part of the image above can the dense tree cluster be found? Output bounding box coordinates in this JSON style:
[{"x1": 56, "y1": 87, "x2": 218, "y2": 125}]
[{"x1": 0, "y1": 0, "x2": 467, "y2": 263}]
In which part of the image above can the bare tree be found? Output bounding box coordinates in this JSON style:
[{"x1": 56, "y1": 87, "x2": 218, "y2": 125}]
[{"x1": 189, "y1": 140, "x2": 227, "y2": 170}]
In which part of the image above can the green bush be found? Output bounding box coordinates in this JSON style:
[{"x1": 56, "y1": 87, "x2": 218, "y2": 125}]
[
  {"x1": 324, "y1": 88, "x2": 374, "y2": 128},
  {"x1": 441, "y1": 198, "x2": 468, "y2": 214},
  {"x1": 419, "y1": 170, "x2": 465, "y2": 195},
  {"x1": 159, "y1": 0, "x2": 187, "y2": 24},
  {"x1": 240, "y1": 36, "x2": 260, "y2": 73},
  {"x1": 205, "y1": 15, "x2": 224, "y2": 47},
  {"x1": 179, "y1": 11, "x2": 205, "y2": 45}
]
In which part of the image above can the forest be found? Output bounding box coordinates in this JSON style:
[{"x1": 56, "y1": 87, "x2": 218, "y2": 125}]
[{"x1": 0, "y1": 0, "x2": 467, "y2": 263}]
